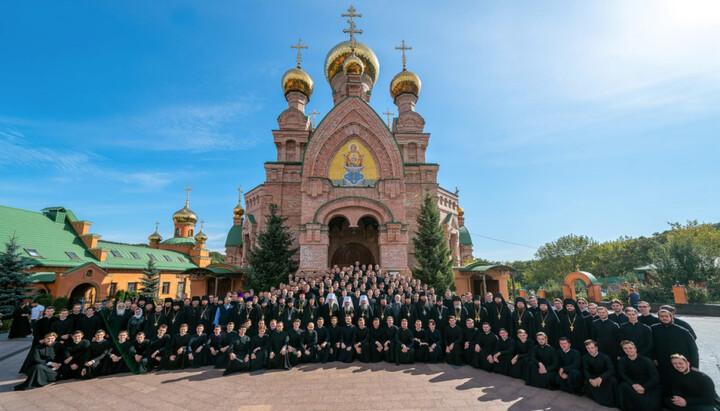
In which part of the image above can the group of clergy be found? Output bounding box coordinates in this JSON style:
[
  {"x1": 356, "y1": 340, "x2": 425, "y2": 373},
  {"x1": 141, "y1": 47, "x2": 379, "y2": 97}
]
[{"x1": 13, "y1": 263, "x2": 719, "y2": 410}]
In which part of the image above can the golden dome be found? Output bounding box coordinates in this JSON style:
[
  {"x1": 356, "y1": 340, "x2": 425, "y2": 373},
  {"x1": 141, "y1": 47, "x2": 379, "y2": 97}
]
[
  {"x1": 194, "y1": 228, "x2": 207, "y2": 243},
  {"x1": 233, "y1": 203, "x2": 245, "y2": 218},
  {"x1": 343, "y1": 53, "x2": 364, "y2": 75},
  {"x1": 148, "y1": 227, "x2": 162, "y2": 243},
  {"x1": 457, "y1": 206, "x2": 464, "y2": 217},
  {"x1": 325, "y1": 40, "x2": 379, "y2": 85},
  {"x1": 282, "y1": 68, "x2": 314, "y2": 98},
  {"x1": 173, "y1": 203, "x2": 198, "y2": 224},
  {"x1": 390, "y1": 69, "x2": 421, "y2": 100}
]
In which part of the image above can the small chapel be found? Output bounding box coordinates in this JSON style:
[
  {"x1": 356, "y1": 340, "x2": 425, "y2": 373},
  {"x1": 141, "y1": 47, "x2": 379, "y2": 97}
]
[{"x1": 224, "y1": 7, "x2": 475, "y2": 277}]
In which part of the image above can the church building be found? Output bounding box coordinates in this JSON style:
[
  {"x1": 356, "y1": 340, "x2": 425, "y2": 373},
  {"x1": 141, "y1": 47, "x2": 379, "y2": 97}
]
[{"x1": 224, "y1": 8, "x2": 475, "y2": 277}]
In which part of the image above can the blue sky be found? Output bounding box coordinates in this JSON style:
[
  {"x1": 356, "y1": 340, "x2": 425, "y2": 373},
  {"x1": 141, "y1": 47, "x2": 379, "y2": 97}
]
[{"x1": 1, "y1": 1, "x2": 719, "y2": 263}]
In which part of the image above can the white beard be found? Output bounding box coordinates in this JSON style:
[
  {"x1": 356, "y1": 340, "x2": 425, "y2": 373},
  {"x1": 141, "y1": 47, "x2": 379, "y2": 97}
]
[{"x1": 116, "y1": 308, "x2": 126, "y2": 316}]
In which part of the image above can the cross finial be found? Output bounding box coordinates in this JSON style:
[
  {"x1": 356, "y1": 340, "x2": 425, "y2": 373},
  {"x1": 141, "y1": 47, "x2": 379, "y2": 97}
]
[
  {"x1": 237, "y1": 185, "x2": 242, "y2": 201},
  {"x1": 382, "y1": 107, "x2": 395, "y2": 128},
  {"x1": 341, "y1": 6, "x2": 363, "y2": 45},
  {"x1": 290, "y1": 39, "x2": 308, "y2": 69},
  {"x1": 200, "y1": 220, "x2": 205, "y2": 230},
  {"x1": 395, "y1": 40, "x2": 412, "y2": 71},
  {"x1": 184, "y1": 184, "x2": 193, "y2": 205},
  {"x1": 309, "y1": 108, "x2": 321, "y2": 130},
  {"x1": 155, "y1": 221, "x2": 159, "y2": 231}
]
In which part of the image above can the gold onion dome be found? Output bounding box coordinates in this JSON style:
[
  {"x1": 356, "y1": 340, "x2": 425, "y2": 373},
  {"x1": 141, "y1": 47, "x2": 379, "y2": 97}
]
[
  {"x1": 325, "y1": 40, "x2": 379, "y2": 85},
  {"x1": 457, "y1": 206, "x2": 465, "y2": 217},
  {"x1": 173, "y1": 202, "x2": 198, "y2": 224},
  {"x1": 282, "y1": 68, "x2": 314, "y2": 98},
  {"x1": 194, "y1": 224, "x2": 207, "y2": 243},
  {"x1": 390, "y1": 69, "x2": 421, "y2": 100},
  {"x1": 343, "y1": 53, "x2": 364, "y2": 75},
  {"x1": 233, "y1": 203, "x2": 245, "y2": 218},
  {"x1": 148, "y1": 229, "x2": 162, "y2": 243}
]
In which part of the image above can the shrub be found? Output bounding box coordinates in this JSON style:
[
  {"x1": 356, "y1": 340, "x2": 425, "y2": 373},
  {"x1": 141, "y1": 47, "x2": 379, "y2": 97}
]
[
  {"x1": 53, "y1": 296, "x2": 70, "y2": 310},
  {"x1": 686, "y1": 281, "x2": 709, "y2": 304},
  {"x1": 34, "y1": 293, "x2": 52, "y2": 307},
  {"x1": 637, "y1": 281, "x2": 673, "y2": 304}
]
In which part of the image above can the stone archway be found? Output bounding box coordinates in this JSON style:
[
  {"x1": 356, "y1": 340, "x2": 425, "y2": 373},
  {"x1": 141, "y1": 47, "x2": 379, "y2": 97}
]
[
  {"x1": 70, "y1": 282, "x2": 98, "y2": 306},
  {"x1": 562, "y1": 271, "x2": 602, "y2": 303},
  {"x1": 328, "y1": 215, "x2": 379, "y2": 267}
]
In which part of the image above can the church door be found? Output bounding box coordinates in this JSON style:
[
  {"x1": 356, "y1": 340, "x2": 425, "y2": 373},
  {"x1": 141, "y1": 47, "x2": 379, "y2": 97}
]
[{"x1": 328, "y1": 216, "x2": 379, "y2": 267}]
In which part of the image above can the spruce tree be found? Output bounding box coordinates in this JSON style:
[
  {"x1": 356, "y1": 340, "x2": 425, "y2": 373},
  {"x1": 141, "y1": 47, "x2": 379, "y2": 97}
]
[
  {"x1": 246, "y1": 204, "x2": 299, "y2": 291},
  {"x1": 140, "y1": 259, "x2": 161, "y2": 299},
  {"x1": 412, "y1": 192, "x2": 455, "y2": 292},
  {"x1": 0, "y1": 235, "x2": 36, "y2": 315}
]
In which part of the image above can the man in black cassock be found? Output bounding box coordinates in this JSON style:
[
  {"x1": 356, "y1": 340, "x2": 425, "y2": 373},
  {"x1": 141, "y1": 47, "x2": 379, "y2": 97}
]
[
  {"x1": 510, "y1": 329, "x2": 533, "y2": 381},
  {"x1": 130, "y1": 331, "x2": 151, "y2": 373},
  {"x1": 395, "y1": 318, "x2": 415, "y2": 364},
  {"x1": 168, "y1": 323, "x2": 191, "y2": 369},
  {"x1": 214, "y1": 322, "x2": 238, "y2": 368},
  {"x1": 462, "y1": 318, "x2": 479, "y2": 366},
  {"x1": 664, "y1": 354, "x2": 718, "y2": 411},
  {"x1": 430, "y1": 298, "x2": 449, "y2": 333},
  {"x1": 166, "y1": 301, "x2": 185, "y2": 336},
  {"x1": 660, "y1": 304, "x2": 697, "y2": 339},
  {"x1": 608, "y1": 299, "x2": 629, "y2": 325},
  {"x1": 32, "y1": 306, "x2": 56, "y2": 345},
  {"x1": 328, "y1": 316, "x2": 342, "y2": 362},
  {"x1": 60, "y1": 330, "x2": 89, "y2": 379},
  {"x1": 50, "y1": 308, "x2": 74, "y2": 348},
  {"x1": 527, "y1": 332, "x2": 558, "y2": 389},
  {"x1": 81, "y1": 329, "x2": 112, "y2": 378},
  {"x1": 582, "y1": 339, "x2": 617, "y2": 408},
  {"x1": 652, "y1": 309, "x2": 699, "y2": 392},
  {"x1": 338, "y1": 315, "x2": 356, "y2": 363},
  {"x1": 444, "y1": 316, "x2": 463, "y2": 366},
  {"x1": 590, "y1": 306, "x2": 620, "y2": 361},
  {"x1": 383, "y1": 315, "x2": 398, "y2": 363},
  {"x1": 533, "y1": 298, "x2": 559, "y2": 348},
  {"x1": 287, "y1": 318, "x2": 304, "y2": 366},
  {"x1": 206, "y1": 325, "x2": 224, "y2": 366},
  {"x1": 451, "y1": 296, "x2": 469, "y2": 327},
  {"x1": 302, "y1": 321, "x2": 319, "y2": 363},
  {"x1": 558, "y1": 298, "x2": 589, "y2": 355},
  {"x1": 412, "y1": 319, "x2": 429, "y2": 362},
  {"x1": 491, "y1": 328, "x2": 515, "y2": 376},
  {"x1": 511, "y1": 297, "x2": 534, "y2": 338},
  {"x1": 14, "y1": 333, "x2": 61, "y2": 391},
  {"x1": 149, "y1": 325, "x2": 171, "y2": 370},
  {"x1": 619, "y1": 307, "x2": 653, "y2": 359},
  {"x1": 354, "y1": 317, "x2": 370, "y2": 362},
  {"x1": 617, "y1": 340, "x2": 661, "y2": 411},
  {"x1": 223, "y1": 325, "x2": 251, "y2": 375},
  {"x1": 553, "y1": 337, "x2": 582, "y2": 394},
  {"x1": 368, "y1": 317, "x2": 385, "y2": 363},
  {"x1": 475, "y1": 322, "x2": 497, "y2": 372},
  {"x1": 315, "y1": 317, "x2": 331, "y2": 363},
  {"x1": 268, "y1": 320, "x2": 290, "y2": 369},
  {"x1": 637, "y1": 301, "x2": 660, "y2": 327},
  {"x1": 187, "y1": 324, "x2": 208, "y2": 368},
  {"x1": 487, "y1": 293, "x2": 512, "y2": 334},
  {"x1": 426, "y1": 319, "x2": 443, "y2": 363},
  {"x1": 249, "y1": 326, "x2": 269, "y2": 371}
]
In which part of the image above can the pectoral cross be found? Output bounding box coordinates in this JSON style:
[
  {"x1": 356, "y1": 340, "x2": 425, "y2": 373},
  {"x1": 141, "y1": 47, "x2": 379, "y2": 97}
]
[
  {"x1": 382, "y1": 107, "x2": 394, "y2": 128},
  {"x1": 291, "y1": 39, "x2": 308, "y2": 69},
  {"x1": 309, "y1": 108, "x2": 321, "y2": 130},
  {"x1": 395, "y1": 40, "x2": 412, "y2": 71}
]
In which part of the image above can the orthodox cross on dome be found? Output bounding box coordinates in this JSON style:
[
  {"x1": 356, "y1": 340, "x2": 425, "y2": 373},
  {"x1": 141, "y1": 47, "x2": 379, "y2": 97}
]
[
  {"x1": 342, "y1": 6, "x2": 363, "y2": 47},
  {"x1": 395, "y1": 40, "x2": 412, "y2": 71},
  {"x1": 200, "y1": 220, "x2": 205, "y2": 230},
  {"x1": 184, "y1": 184, "x2": 193, "y2": 205},
  {"x1": 382, "y1": 107, "x2": 394, "y2": 128},
  {"x1": 237, "y1": 185, "x2": 242, "y2": 201},
  {"x1": 155, "y1": 221, "x2": 160, "y2": 230},
  {"x1": 290, "y1": 39, "x2": 308, "y2": 69},
  {"x1": 309, "y1": 108, "x2": 321, "y2": 130}
]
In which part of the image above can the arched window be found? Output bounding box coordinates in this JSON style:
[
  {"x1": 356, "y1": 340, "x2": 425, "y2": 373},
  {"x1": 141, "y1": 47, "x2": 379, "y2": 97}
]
[
  {"x1": 85, "y1": 270, "x2": 93, "y2": 278},
  {"x1": 175, "y1": 228, "x2": 180, "y2": 236},
  {"x1": 189, "y1": 229, "x2": 194, "y2": 236}
]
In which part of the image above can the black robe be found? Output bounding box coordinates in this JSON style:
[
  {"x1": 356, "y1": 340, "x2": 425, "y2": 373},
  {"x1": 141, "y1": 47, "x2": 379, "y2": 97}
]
[
  {"x1": 590, "y1": 318, "x2": 620, "y2": 360},
  {"x1": 412, "y1": 328, "x2": 428, "y2": 362},
  {"x1": 444, "y1": 324, "x2": 463, "y2": 366},
  {"x1": 608, "y1": 311, "x2": 629, "y2": 325},
  {"x1": 166, "y1": 309, "x2": 186, "y2": 335},
  {"x1": 315, "y1": 326, "x2": 331, "y2": 363},
  {"x1": 511, "y1": 309, "x2": 534, "y2": 338},
  {"x1": 462, "y1": 326, "x2": 479, "y2": 366},
  {"x1": 301, "y1": 329, "x2": 318, "y2": 363},
  {"x1": 223, "y1": 334, "x2": 251, "y2": 375},
  {"x1": 82, "y1": 339, "x2": 112, "y2": 378},
  {"x1": 249, "y1": 334, "x2": 269, "y2": 371},
  {"x1": 651, "y1": 323, "x2": 699, "y2": 389},
  {"x1": 268, "y1": 330, "x2": 290, "y2": 369},
  {"x1": 8, "y1": 306, "x2": 32, "y2": 339},
  {"x1": 368, "y1": 325, "x2": 385, "y2": 363},
  {"x1": 510, "y1": 338, "x2": 533, "y2": 380},
  {"x1": 395, "y1": 327, "x2": 415, "y2": 364},
  {"x1": 129, "y1": 339, "x2": 152, "y2": 373},
  {"x1": 426, "y1": 328, "x2": 443, "y2": 363},
  {"x1": 187, "y1": 332, "x2": 208, "y2": 368},
  {"x1": 338, "y1": 324, "x2": 356, "y2": 363},
  {"x1": 619, "y1": 321, "x2": 653, "y2": 358},
  {"x1": 430, "y1": 305, "x2": 449, "y2": 333},
  {"x1": 559, "y1": 311, "x2": 589, "y2": 355},
  {"x1": 533, "y1": 309, "x2": 560, "y2": 348},
  {"x1": 527, "y1": 343, "x2": 558, "y2": 389},
  {"x1": 328, "y1": 324, "x2": 342, "y2": 362},
  {"x1": 32, "y1": 316, "x2": 57, "y2": 345},
  {"x1": 383, "y1": 325, "x2": 398, "y2": 363},
  {"x1": 493, "y1": 336, "x2": 515, "y2": 376},
  {"x1": 553, "y1": 348, "x2": 582, "y2": 394},
  {"x1": 287, "y1": 327, "x2": 304, "y2": 366},
  {"x1": 638, "y1": 313, "x2": 660, "y2": 327},
  {"x1": 487, "y1": 303, "x2": 512, "y2": 335},
  {"x1": 168, "y1": 333, "x2": 191, "y2": 369},
  {"x1": 666, "y1": 368, "x2": 718, "y2": 410},
  {"x1": 582, "y1": 352, "x2": 617, "y2": 408},
  {"x1": 14, "y1": 343, "x2": 59, "y2": 391},
  {"x1": 101, "y1": 339, "x2": 130, "y2": 375},
  {"x1": 77, "y1": 314, "x2": 102, "y2": 341},
  {"x1": 617, "y1": 355, "x2": 661, "y2": 411},
  {"x1": 214, "y1": 330, "x2": 238, "y2": 369},
  {"x1": 476, "y1": 330, "x2": 498, "y2": 372},
  {"x1": 149, "y1": 334, "x2": 171, "y2": 370},
  {"x1": 50, "y1": 318, "x2": 74, "y2": 344},
  {"x1": 60, "y1": 339, "x2": 89, "y2": 379}
]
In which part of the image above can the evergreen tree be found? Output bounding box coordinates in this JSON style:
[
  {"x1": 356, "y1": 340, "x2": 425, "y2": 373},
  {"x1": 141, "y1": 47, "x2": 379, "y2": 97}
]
[
  {"x1": 0, "y1": 235, "x2": 36, "y2": 315},
  {"x1": 246, "y1": 204, "x2": 299, "y2": 291},
  {"x1": 412, "y1": 192, "x2": 455, "y2": 292},
  {"x1": 140, "y1": 259, "x2": 161, "y2": 299}
]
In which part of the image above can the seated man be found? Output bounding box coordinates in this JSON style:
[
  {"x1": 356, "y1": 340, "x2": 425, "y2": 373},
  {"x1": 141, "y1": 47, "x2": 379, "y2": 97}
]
[
  {"x1": 527, "y1": 332, "x2": 558, "y2": 389},
  {"x1": 617, "y1": 340, "x2": 661, "y2": 411},
  {"x1": 149, "y1": 325, "x2": 171, "y2": 370},
  {"x1": 14, "y1": 333, "x2": 61, "y2": 391},
  {"x1": 553, "y1": 336, "x2": 582, "y2": 394},
  {"x1": 302, "y1": 321, "x2": 319, "y2": 363},
  {"x1": 103, "y1": 330, "x2": 131, "y2": 375},
  {"x1": 582, "y1": 339, "x2": 617, "y2": 408},
  {"x1": 491, "y1": 328, "x2": 515, "y2": 376},
  {"x1": 130, "y1": 331, "x2": 151, "y2": 373},
  {"x1": 223, "y1": 325, "x2": 251, "y2": 375},
  {"x1": 81, "y1": 329, "x2": 112, "y2": 378},
  {"x1": 168, "y1": 324, "x2": 191, "y2": 370},
  {"x1": 187, "y1": 324, "x2": 208, "y2": 368},
  {"x1": 60, "y1": 330, "x2": 89, "y2": 379},
  {"x1": 664, "y1": 353, "x2": 718, "y2": 411},
  {"x1": 425, "y1": 319, "x2": 443, "y2": 363}
]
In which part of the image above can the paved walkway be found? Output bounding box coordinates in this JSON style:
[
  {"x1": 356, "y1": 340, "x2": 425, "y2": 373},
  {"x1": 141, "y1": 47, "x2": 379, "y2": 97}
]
[{"x1": 0, "y1": 315, "x2": 716, "y2": 410}]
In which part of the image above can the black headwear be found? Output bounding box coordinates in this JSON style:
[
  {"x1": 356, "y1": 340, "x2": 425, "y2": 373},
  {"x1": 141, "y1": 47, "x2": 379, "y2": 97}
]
[
  {"x1": 192, "y1": 296, "x2": 200, "y2": 302},
  {"x1": 201, "y1": 295, "x2": 209, "y2": 302}
]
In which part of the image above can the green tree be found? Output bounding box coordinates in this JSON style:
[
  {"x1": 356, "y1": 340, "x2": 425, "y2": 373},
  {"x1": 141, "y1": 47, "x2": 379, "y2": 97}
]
[
  {"x1": 139, "y1": 259, "x2": 161, "y2": 299},
  {"x1": 524, "y1": 234, "x2": 598, "y2": 286},
  {"x1": 245, "y1": 204, "x2": 299, "y2": 291},
  {"x1": 0, "y1": 235, "x2": 36, "y2": 315},
  {"x1": 412, "y1": 193, "x2": 455, "y2": 292},
  {"x1": 209, "y1": 251, "x2": 225, "y2": 265}
]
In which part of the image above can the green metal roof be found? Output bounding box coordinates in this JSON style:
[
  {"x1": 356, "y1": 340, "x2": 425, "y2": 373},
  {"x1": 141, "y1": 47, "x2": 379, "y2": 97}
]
[
  {"x1": 247, "y1": 214, "x2": 256, "y2": 224},
  {"x1": 29, "y1": 272, "x2": 56, "y2": 283},
  {"x1": 160, "y1": 237, "x2": 196, "y2": 246},
  {"x1": 225, "y1": 225, "x2": 243, "y2": 247},
  {"x1": 99, "y1": 241, "x2": 195, "y2": 270},
  {"x1": 0, "y1": 205, "x2": 97, "y2": 267},
  {"x1": 459, "y1": 226, "x2": 472, "y2": 246},
  {"x1": 0, "y1": 205, "x2": 196, "y2": 271}
]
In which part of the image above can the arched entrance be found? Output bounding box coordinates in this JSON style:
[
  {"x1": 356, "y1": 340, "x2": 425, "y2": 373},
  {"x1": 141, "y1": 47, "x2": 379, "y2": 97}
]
[
  {"x1": 70, "y1": 282, "x2": 98, "y2": 307},
  {"x1": 328, "y1": 216, "x2": 379, "y2": 267},
  {"x1": 562, "y1": 271, "x2": 602, "y2": 303}
]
